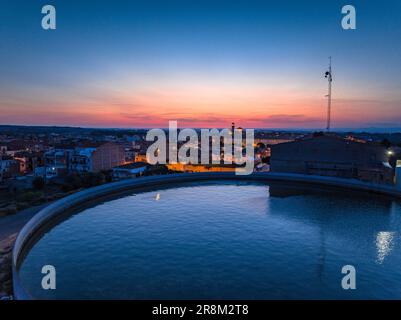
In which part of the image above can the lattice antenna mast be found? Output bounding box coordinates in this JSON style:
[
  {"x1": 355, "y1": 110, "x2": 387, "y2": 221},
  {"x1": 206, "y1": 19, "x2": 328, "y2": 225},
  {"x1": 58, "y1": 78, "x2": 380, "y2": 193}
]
[{"x1": 324, "y1": 57, "x2": 333, "y2": 131}]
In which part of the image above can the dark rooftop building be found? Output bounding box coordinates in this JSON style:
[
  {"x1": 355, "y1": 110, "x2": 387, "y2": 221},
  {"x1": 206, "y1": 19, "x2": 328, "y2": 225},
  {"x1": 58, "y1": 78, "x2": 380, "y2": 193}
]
[
  {"x1": 270, "y1": 134, "x2": 394, "y2": 184},
  {"x1": 112, "y1": 162, "x2": 148, "y2": 180}
]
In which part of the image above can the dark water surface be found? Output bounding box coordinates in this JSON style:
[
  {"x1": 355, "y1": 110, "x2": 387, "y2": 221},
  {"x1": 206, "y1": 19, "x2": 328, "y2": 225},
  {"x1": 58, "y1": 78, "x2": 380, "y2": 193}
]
[{"x1": 18, "y1": 181, "x2": 401, "y2": 299}]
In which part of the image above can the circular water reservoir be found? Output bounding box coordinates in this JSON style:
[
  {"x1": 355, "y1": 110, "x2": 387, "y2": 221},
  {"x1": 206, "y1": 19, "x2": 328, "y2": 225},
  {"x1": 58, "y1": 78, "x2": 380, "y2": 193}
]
[{"x1": 17, "y1": 180, "x2": 401, "y2": 299}]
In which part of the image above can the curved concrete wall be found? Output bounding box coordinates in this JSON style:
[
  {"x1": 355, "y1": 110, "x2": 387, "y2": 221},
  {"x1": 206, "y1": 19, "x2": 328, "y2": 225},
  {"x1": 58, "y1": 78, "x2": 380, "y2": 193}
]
[{"x1": 12, "y1": 172, "x2": 401, "y2": 299}]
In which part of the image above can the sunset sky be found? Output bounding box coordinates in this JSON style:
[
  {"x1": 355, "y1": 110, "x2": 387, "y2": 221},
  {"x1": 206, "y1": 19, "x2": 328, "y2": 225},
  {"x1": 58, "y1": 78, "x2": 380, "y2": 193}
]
[{"x1": 1, "y1": 0, "x2": 401, "y2": 129}]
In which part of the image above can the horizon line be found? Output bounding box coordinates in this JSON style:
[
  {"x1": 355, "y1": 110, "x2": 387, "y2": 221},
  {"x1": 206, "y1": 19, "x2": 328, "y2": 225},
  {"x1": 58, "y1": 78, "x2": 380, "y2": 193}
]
[{"x1": 1, "y1": 124, "x2": 401, "y2": 134}]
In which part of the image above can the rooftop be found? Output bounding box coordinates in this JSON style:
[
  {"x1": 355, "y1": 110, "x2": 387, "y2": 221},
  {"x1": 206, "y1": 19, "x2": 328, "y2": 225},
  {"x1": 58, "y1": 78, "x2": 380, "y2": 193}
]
[{"x1": 114, "y1": 162, "x2": 148, "y2": 170}]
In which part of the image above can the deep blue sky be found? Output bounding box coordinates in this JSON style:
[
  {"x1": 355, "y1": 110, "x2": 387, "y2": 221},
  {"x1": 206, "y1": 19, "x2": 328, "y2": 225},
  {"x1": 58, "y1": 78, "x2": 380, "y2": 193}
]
[{"x1": 1, "y1": 0, "x2": 401, "y2": 129}]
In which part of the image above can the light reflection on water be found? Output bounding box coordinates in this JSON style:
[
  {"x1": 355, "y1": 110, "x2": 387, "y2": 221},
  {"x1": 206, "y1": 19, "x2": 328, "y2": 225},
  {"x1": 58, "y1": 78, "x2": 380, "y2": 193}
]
[
  {"x1": 375, "y1": 232, "x2": 396, "y2": 264},
  {"x1": 18, "y1": 181, "x2": 401, "y2": 299}
]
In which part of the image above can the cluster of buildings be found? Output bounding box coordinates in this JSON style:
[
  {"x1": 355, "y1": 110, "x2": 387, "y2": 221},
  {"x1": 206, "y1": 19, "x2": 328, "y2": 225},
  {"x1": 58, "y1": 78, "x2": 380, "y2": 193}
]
[
  {"x1": 39, "y1": 142, "x2": 127, "y2": 178},
  {"x1": 0, "y1": 142, "x2": 129, "y2": 182},
  {"x1": 1, "y1": 126, "x2": 401, "y2": 188},
  {"x1": 0, "y1": 130, "x2": 151, "y2": 184}
]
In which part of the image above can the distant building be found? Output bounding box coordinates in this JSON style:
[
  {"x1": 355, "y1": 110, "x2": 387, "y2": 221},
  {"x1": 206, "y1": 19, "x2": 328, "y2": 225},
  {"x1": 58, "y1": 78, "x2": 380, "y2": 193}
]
[
  {"x1": 135, "y1": 153, "x2": 148, "y2": 163},
  {"x1": 70, "y1": 147, "x2": 97, "y2": 173},
  {"x1": 14, "y1": 151, "x2": 44, "y2": 174},
  {"x1": 44, "y1": 148, "x2": 73, "y2": 178},
  {"x1": 270, "y1": 134, "x2": 394, "y2": 184},
  {"x1": 124, "y1": 147, "x2": 137, "y2": 163},
  {"x1": 255, "y1": 163, "x2": 270, "y2": 172},
  {"x1": 0, "y1": 158, "x2": 20, "y2": 182},
  {"x1": 112, "y1": 162, "x2": 148, "y2": 180},
  {"x1": 71, "y1": 142, "x2": 125, "y2": 173},
  {"x1": 0, "y1": 139, "x2": 38, "y2": 156},
  {"x1": 254, "y1": 138, "x2": 295, "y2": 146}
]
